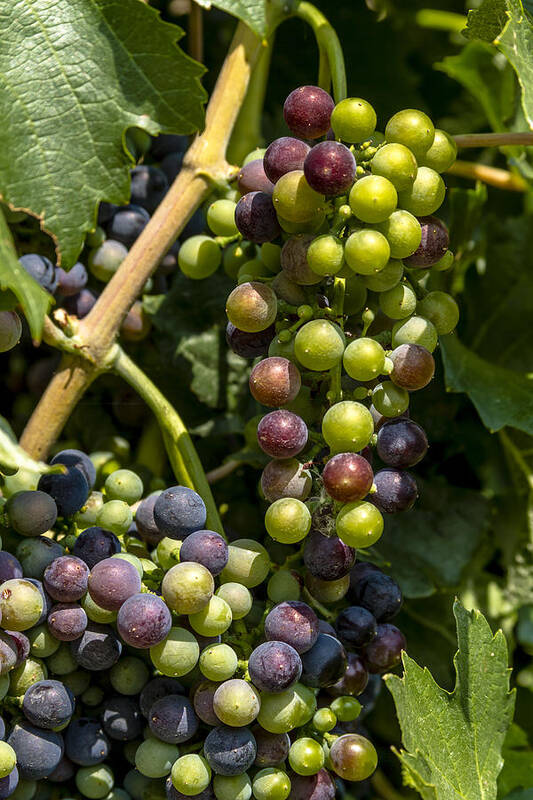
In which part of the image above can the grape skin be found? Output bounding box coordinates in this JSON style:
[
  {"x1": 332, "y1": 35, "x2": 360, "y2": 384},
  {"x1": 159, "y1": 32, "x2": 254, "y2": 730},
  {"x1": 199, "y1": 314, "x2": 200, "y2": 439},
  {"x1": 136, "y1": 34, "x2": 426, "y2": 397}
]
[
  {"x1": 371, "y1": 468, "x2": 418, "y2": 514},
  {"x1": 250, "y1": 357, "x2": 301, "y2": 408},
  {"x1": 300, "y1": 633, "x2": 347, "y2": 688},
  {"x1": 304, "y1": 141, "x2": 356, "y2": 196},
  {"x1": 261, "y1": 459, "x2": 312, "y2": 503},
  {"x1": 257, "y1": 410, "x2": 308, "y2": 459},
  {"x1": 303, "y1": 529, "x2": 355, "y2": 581},
  {"x1": 235, "y1": 192, "x2": 281, "y2": 243},
  {"x1": 248, "y1": 641, "x2": 302, "y2": 693},
  {"x1": 264, "y1": 137, "x2": 311, "y2": 183},
  {"x1": 283, "y1": 87, "x2": 334, "y2": 139},
  {"x1": 116, "y1": 593, "x2": 171, "y2": 649},
  {"x1": 376, "y1": 418, "x2": 429, "y2": 467},
  {"x1": 264, "y1": 602, "x2": 319, "y2": 654},
  {"x1": 148, "y1": 694, "x2": 199, "y2": 744},
  {"x1": 237, "y1": 159, "x2": 274, "y2": 195}
]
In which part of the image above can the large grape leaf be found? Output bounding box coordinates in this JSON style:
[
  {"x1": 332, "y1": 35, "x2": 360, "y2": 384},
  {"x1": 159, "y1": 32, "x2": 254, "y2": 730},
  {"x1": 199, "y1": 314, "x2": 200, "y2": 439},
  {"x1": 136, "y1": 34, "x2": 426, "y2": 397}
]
[
  {"x1": 0, "y1": 0, "x2": 206, "y2": 269},
  {"x1": 193, "y1": 0, "x2": 267, "y2": 36},
  {"x1": 386, "y1": 601, "x2": 514, "y2": 800},
  {"x1": 497, "y1": 0, "x2": 533, "y2": 129}
]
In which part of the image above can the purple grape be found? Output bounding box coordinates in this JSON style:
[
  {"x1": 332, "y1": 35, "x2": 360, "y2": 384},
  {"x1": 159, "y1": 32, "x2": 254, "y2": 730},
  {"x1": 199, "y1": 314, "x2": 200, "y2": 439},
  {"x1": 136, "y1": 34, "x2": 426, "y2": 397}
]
[
  {"x1": 87, "y1": 557, "x2": 141, "y2": 611},
  {"x1": 318, "y1": 619, "x2": 337, "y2": 637},
  {"x1": 107, "y1": 204, "x2": 150, "y2": 247},
  {"x1": 7, "y1": 723, "x2": 64, "y2": 779},
  {"x1": 327, "y1": 652, "x2": 369, "y2": 698},
  {"x1": 226, "y1": 322, "x2": 275, "y2": 358},
  {"x1": 252, "y1": 727, "x2": 290, "y2": 766},
  {"x1": 371, "y1": 468, "x2": 418, "y2": 513},
  {"x1": 116, "y1": 592, "x2": 171, "y2": 649},
  {"x1": 22, "y1": 680, "x2": 74, "y2": 730},
  {"x1": 135, "y1": 495, "x2": 164, "y2": 545},
  {"x1": 290, "y1": 768, "x2": 337, "y2": 799},
  {"x1": 249, "y1": 357, "x2": 301, "y2": 408},
  {"x1": 238, "y1": 160, "x2": 274, "y2": 195},
  {"x1": 43, "y1": 556, "x2": 89, "y2": 602},
  {"x1": 153, "y1": 486, "x2": 207, "y2": 540},
  {"x1": 303, "y1": 530, "x2": 355, "y2": 581},
  {"x1": 6, "y1": 491, "x2": 58, "y2": 538},
  {"x1": 47, "y1": 603, "x2": 87, "y2": 641},
  {"x1": 322, "y1": 453, "x2": 374, "y2": 503},
  {"x1": 234, "y1": 192, "x2": 281, "y2": 243},
  {"x1": 70, "y1": 622, "x2": 122, "y2": 671},
  {"x1": 351, "y1": 571, "x2": 403, "y2": 622},
  {"x1": 0, "y1": 767, "x2": 18, "y2": 798},
  {"x1": 280, "y1": 234, "x2": 321, "y2": 286},
  {"x1": 300, "y1": 633, "x2": 347, "y2": 688},
  {"x1": 204, "y1": 725, "x2": 257, "y2": 776},
  {"x1": 389, "y1": 343, "x2": 435, "y2": 391},
  {"x1": 377, "y1": 418, "x2": 428, "y2": 467},
  {"x1": 192, "y1": 681, "x2": 219, "y2": 726},
  {"x1": 403, "y1": 215, "x2": 449, "y2": 267},
  {"x1": 148, "y1": 694, "x2": 199, "y2": 744},
  {"x1": 5, "y1": 631, "x2": 29, "y2": 667},
  {"x1": 335, "y1": 606, "x2": 377, "y2": 650},
  {"x1": 130, "y1": 165, "x2": 169, "y2": 213},
  {"x1": 263, "y1": 137, "x2": 311, "y2": 183},
  {"x1": 257, "y1": 410, "x2": 308, "y2": 458},
  {"x1": 47, "y1": 756, "x2": 75, "y2": 783},
  {"x1": 64, "y1": 718, "x2": 109, "y2": 766},
  {"x1": 50, "y1": 448, "x2": 96, "y2": 490},
  {"x1": 72, "y1": 527, "x2": 120, "y2": 569},
  {"x1": 304, "y1": 141, "x2": 356, "y2": 195},
  {"x1": 349, "y1": 562, "x2": 381, "y2": 598},
  {"x1": 362, "y1": 623, "x2": 406, "y2": 673},
  {"x1": 140, "y1": 677, "x2": 185, "y2": 717},
  {"x1": 101, "y1": 696, "x2": 143, "y2": 741},
  {"x1": 283, "y1": 86, "x2": 335, "y2": 139},
  {"x1": 0, "y1": 552, "x2": 23, "y2": 582},
  {"x1": 178, "y1": 530, "x2": 228, "y2": 576},
  {"x1": 264, "y1": 601, "x2": 319, "y2": 654},
  {"x1": 64, "y1": 288, "x2": 98, "y2": 319},
  {"x1": 55, "y1": 262, "x2": 88, "y2": 297},
  {"x1": 38, "y1": 467, "x2": 89, "y2": 517},
  {"x1": 248, "y1": 641, "x2": 302, "y2": 693}
]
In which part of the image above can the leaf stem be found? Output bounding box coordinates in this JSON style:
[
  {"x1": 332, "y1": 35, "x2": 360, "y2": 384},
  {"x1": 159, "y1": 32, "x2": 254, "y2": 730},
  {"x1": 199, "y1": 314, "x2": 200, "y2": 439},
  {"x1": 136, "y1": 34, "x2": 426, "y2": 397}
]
[
  {"x1": 206, "y1": 459, "x2": 242, "y2": 484},
  {"x1": 188, "y1": 3, "x2": 204, "y2": 64},
  {"x1": 415, "y1": 9, "x2": 467, "y2": 33},
  {"x1": 293, "y1": 2, "x2": 347, "y2": 102},
  {"x1": 454, "y1": 132, "x2": 533, "y2": 148},
  {"x1": 446, "y1": 160, "x2": 527, "y2": 192}
]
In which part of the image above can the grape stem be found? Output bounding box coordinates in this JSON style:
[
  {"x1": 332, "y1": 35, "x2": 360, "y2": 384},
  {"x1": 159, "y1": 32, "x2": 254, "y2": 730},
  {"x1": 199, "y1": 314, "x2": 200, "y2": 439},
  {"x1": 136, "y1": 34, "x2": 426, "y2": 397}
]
[
  {"x1": 454, "y1": 132, "x2": 533, "y2": 148},
  {"x1": 206, "y1": 459, "x2": 242, "y2": 484},
  {"x1": 293, "y1": 1, "x2": 347, "y2": 102},
  {"x1": 446, "y1": 160, "x2": 527, "y2": 191},
  {"x1": 302, "y1": 587, "x2": 336, "y2": 622},
  {"x1": 188, "y1": 3, "x2": 204, "y2": 64},
  {"x1": 415, "y1": 9, "x2": 467, "y2": 33}
]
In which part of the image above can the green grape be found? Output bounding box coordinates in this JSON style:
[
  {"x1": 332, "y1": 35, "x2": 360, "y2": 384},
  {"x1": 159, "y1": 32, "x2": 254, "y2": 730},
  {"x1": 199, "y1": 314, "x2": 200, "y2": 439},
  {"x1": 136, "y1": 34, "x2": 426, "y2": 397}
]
[
  {"x1": 343, "y1": 337, "x2": 386, "y2": 382},
  {"x1": 294, "y1": 683, "x2": 317, "y2": 726},
  {"x1": 330, "y1": 98, "x2": 377, "y2": 143},
  {"x1": 156, "y1": 537, "x2": 181, "y2": 571},
  {"x1": 243, "y1": 148, "x2": 266, "y2": 166},
  {"x1": 330, "y1": 734, "x2": 378, "y2": 782},
  {"x1": 432, "y1": 249, "x2": 454, "y2": 271},
  {"x1": 178, "y1": 235, "x2": 221, "y2": 279},
  {"x1": 76, "y1": 765, "x2": 114, "y2": 799},
  {"x1": 385, "y1": 109, "x2": 435, "y2": 160},
  {"x1": 0, "y1": 742, "x2": 16, "y2": 778},
  {"x1": 371, "y1": 142, "x2": 418, "y2": 190},
  {"x1": 270, "y1": 274, "x2": 307, "y2": 308},
  {"x1": 331, "y1": 696, "x2": 362, "y2": 722},
  {"x1": 257, "y1": 685, "x2": 307, "y2": 734},
  {"x1": 63, "y1": 670, "x2": 91, "y2": 697},
  {"x1": 112, "y1": 552, "x2": 143, "y2": 577},
  {"x1": 27, "y1": 624, "x2": 60, "y2": 658},
  {"x1": 391, "y1": 315, "x2": 438, "y2": 352},
  {"x1": 199, "y1": 643, "x2": 238, "y2": 682},
  {"x1": 96, "y1": 500, "x2": 133, "y2": 536},
  {"x1": 82, "y1": 686, "x2": 105, "y2": 708},
  {"x1": 379, "y1": 283, "x2": 417, "y2": 319},
  {"x1": 135, "y1": 739, "x2": 178, "y2": 778},
  {"x1": 0, "y1": 579, "x2": 43, "y2": 630},
  {"x1": 267, "y1": 569, "x2": 301, "y2": 603},
  {"x1": 272, "y1": 171, "x2": 324, "y2": 223},
  {"x1": 306, "y1": 572, "x2": 350, "y2": 603},
  {"x1": 223, "y1": 242, "x2": 254, "y2": 279},
  {"x1": 322, "y1": 401, "x2": 374, "y2": 453},
  {"x1": 288, "y1": 737, "x2": 325, "y2": 776},
  {"x1": 75, "y1": 491, "x2": 105, "y2": 529},
  {"x1": 122, "y1": 741, "x2": 139, "y2": 766},
  {"x1": 294, "y1": 320, "x2": 345, "y2": 372},
  {"x1": 419, "y1": 129, "x2": 457, "y2": 173},
  {"x1": 86, "y1": 226, "x2": 106, "y2": 249},
  {"x1": 306, "y1": 235, "x2": 345, "y2": 276},
  {"x1": 213, "y1": 679, "x2": 260, "y2": 726},
  {"x1": 10, "y1": 781, "x2": 36, "y2": 800},
  {"x1": 82, "y1": 592, "x2": 118, "y2": 624},
  {"x1": 362, "y1": 259, "x2": 404, "y2": 292},
  {"x1": 398, "y1": 167, "x2": 445, "y2": 217},
  {"x1": 372, "y1": 381, "x2": 410, "y2": 416},
  {"x1": 375, "y1": 210, "x2": 422, "y2": 260},
  {"x1": 15, "y1": 537, "x2": 62, "y2": 580},
  {"x1": 417, "y1": 291, "x2": 459, "y2": 334},
  {"x1": 345, "y1": 229, "x2": 390, "y2": 275},
  {"x1": 252, "y1": 769, "x2": 291, "y2": 800},
  {"x1": 344, "y1": 276, "x2": 368, "y2": 315},
  {"x1": 8, "y1": 658, "x2": 47, "y2": 697},
  {"x1": 221, "y1": 539, "x2": 270, "y2": 588},
  {"x1": 336, "y1": 501, "x2": 384, "y2": 548},
  {"x1": 265, "y1": 498, "x2": 311, "y2": 544},
  {"x1": 150, "y1": 627, "x2": 199, "y2": 677},
  {"x1": 46, "y1": 643, "x2": 77, "y2": 675},
  {"x1": 110, "y1": 656, "x2": 149, "y2": 696},
  {"x1": 162, "y1": 562, "x2": 214, "y2": 615},
  {"x1": 215, "y1": 582, "x2": 252, "y2": 620},
  {"x1": 349, "y1": 175, "x2": 397, "y2": 224},
  {"x1": 189, "y1": 595, "x2": 232, "y2": 637},
  {"x1": 104, "y1": 470, "x2": 143, "y2": 504},
  {"x1": 226, "y1": 282, "x2": 277, "y2": 334},
  {"x1": 207, "y1": 199, "x2": 238, "y2": 236},
  {"x1": 89, "y1": 241, "x2": 127, "y2": 283},
  {"x1": 0, "y1": 676, "x2": 8, "y2": 703},
  {"x1": 237, "y1": 259, "x2": 268, "y2": 283},
  {"x1": 213, "y1": 774, "x2": 252, "y2": 800},
  {"x1": 260, "y1": 243, "x2": 282, "y2": 273},
  {"x1": 313, "y1": 708, "x2": 337, "y2": 732}
]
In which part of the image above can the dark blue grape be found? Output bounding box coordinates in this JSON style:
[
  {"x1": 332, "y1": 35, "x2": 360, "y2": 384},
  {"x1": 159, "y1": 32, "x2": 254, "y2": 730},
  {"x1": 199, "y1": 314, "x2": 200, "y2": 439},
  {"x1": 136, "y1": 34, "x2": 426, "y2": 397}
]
[
  {"x1": 50, "y1": 449, "x2": 96, "y2": 490},
  {"x1": 153, "y1": 486, "x2": 207, "y2": 540},
  {"x1": 361, "y1": 623, "x2": 406, "y2": 673},
  {"x1": 204, "y1": 726, "x2": 256, "y2": 776},
  {"x1": 97, "y1": 202, "x2": 117, "y2": 226},
  {"x1": 376, "y1": 419, "x2": 428, "y2": 468},
  {"x1": 101, "y1": 697, "x2": 143, "y2": 741},
  {"x1": 371, "y1": 469, "x2": 417, "y2": 514},
  {"x1": 352, "y1": 570, "x2": 403, "y2": 622},
  {"x1": 303, "y1": 530, "x2": 355, "y2": 581},
  {"x1": 234, "y1": 192, "x2": 281, "y2": 244},
  {"x1": 179, "y1": 530, "x2": 228, "y2": 576},
  {"x1": 265, "y1": 601, "x2": 319, "y2": 654},
  {"x1": 47, "y1": 603, "x2": 87, "y2": 641},
  {"x1": 249, "y1": 641, "x2": 302, "y2": 692},
  {"x1": 63, "y1": 288, "x2": 97, "y2": 319},
  {"x1": 139, "y1": 677, "x2": 184, "y2": 718},
  {"x1": 70, "y1": 622, "x2": 122, "y2": 671},
  {"x1": 72, "y1": 527, "x2": 120, "y2": 569},
  {"x1": 318, "y1": 619, "x2": 337, "y2": 637},
  {"x1": 87, "y1": 557, "x2": 141, "y2": 611},
  {"x1": 117, "y1": 593, "x2": 171, "y2": 649},
  {"x1": 335, "y1": 607, "x2": 377, "y2": 650},
  {"x1": 150, "y1": 134, "x2": 188, "y2": 160},
  {"x1": 64, "y1": 717, "x2": 109, "y2": 766},
  {"x1": 160, "y1": 152, "x2": 183, "y2": 183},
  {"x1": 107, "y1": 204, "x2": 150, "y2": 248},
  {"x1": 290, "y1": 768, "x2": 337, "y2": 799},
  {"x1": 22, "y1": 680, "x2": 74, "y2": 731},
  {"x1": 148, "y1": 694, "x2": 199, "y2": 744},
  {"x1": 226, "y1": 322, "x2": 275, "y2": 359},
  {"x1": 130, "y1": 166, "x2": 169, "y2": 213},
  {"x1": 0, "y1": 552, "x2": 23, "y2": 582},
  {"x1": 6, "y1": 631, "x2": 30, "y2": 666},
  {"x1": 6, "y1": 492, "x2": 58, "y2": 538},
  {"x1": 349, "y1": 563, "x2": 380, "y2": 597},
  {"x1": 55, "y1": 263, "x2": 88, "y2": 298},
  {"x1": 19, "y1": 255, "x2": 58, "y2": 294},
  {"x1": 38, "y1": 467, "x2": 89, "y2": 517},
  {"x1": 0, "y1": 767, "x2": 18, "y2": 799},
  {"x1": 0, "y1": 632, "x2": 18, "y2": 675},
  {"x1": 47, "y1": 756, "x2": 75, "y2": 783},
  {"x1": 43, "y1": 556, "x2": 89, "y2": 602},
  {"x1": 7, "y1": 722, "x2": 64, "y2": 779},
  {"x1": 135, "y1": 495, "x2": 164, "y2": 545},
  {"x1": 300, "y1": 633, "x2": 347, "y2": 688},
  {"x1": 252, "y1": 728, "x2": 290, "y2": 766}
]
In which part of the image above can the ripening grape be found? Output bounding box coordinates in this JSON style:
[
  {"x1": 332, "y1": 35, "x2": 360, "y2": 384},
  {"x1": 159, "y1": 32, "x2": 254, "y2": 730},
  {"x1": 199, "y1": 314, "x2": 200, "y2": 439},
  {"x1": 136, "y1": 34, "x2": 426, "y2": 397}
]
[
  {"x1": 322, "y1": 453, "x2": 374, "y2": 504},
  {"x1": 404, "y1": 216, "x2": 449, "y2": 267},
  {"x1": 235, "y1": 192, "x2": 281, "y2": 243},
  {"x1": 329, "y1": 733, "x2": 378, "y2": 781},
  {"x1": 417, "y1": 290, "x2": 459, "y2": 334},
  {"x1": 261, "y1": 459, "x2": 312, "y2": 503},
  {"x1": 304, "y1": 141, "x2": 356, "y2": 196},
  {"x1": 226, "y1": 281, "x2": 277, "y2": 333},
  {"x1": 280, "y1": 235, "x2": 322, "y2": 285},
  {"x1": 283, "y1": 86, "x2": 334, "y2": 139},
  {"x1": 389, "y1": 343, "x2": 435, "y2": 391},
  {"x1": 272, "y1": 171, "x2": 324, "y2": 224},
  {"x1": 238, "y1": 159, "x2": 274, "y2": 195},
  {"x1": 257, "y1": 410, "x2": 308, "y2": 459},
  {"x1": 264, "y1": 137, "x2": 311, "y2": 183}
]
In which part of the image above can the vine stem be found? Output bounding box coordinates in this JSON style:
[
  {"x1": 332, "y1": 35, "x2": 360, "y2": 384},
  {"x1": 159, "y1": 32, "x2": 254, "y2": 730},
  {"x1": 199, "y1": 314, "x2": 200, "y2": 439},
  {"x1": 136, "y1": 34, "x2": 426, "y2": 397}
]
[
  {"x1": 415, "y1": 9, "x2": 467, "y2": 33},
  {"x1": 454, "y1": 132, "x2": 533, "y2": 148},
  {"x1": 446, "y1": 160, "x2": 527, "y2": 192},
  {"x1": 293, "y1": 1, "x2": 347, "y2": 102}
]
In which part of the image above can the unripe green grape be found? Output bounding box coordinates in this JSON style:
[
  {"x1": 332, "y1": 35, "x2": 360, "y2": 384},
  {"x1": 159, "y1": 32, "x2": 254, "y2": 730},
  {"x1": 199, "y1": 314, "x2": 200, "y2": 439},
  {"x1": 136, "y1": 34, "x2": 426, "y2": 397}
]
[
  {"x1": 399, "y1": 167, "x2": 445, "y2": 217},
  {"x1": 75, "y1": 491, "x2": 105, "y2": 528},
  {"x1": 207, "y1": 199, "x2": 238, "y2": 236},
  {"x1": 278, "y1": 210, "x2": 326, "y2": 234},
  {"x1": 0, "y1": 311, "x2": 22, "y2": 353},
  {"x1": 243, "y1": 148, "x2": 267, "y2": 166},
  {"x1": 27, "y1": 624, "x2": 60, "y2": 658},
  {"x1": 432, "y1": 249, "x2": 454, "y2": 271},
  {"x1": 270, "y1": 274, "x2": 307, "y2": 308},
  {"x1": 385, "y1": 109, "x2": 435, "y2": 159},
  {"x1": 265, "y1": 498, "x2": 311, "y2": 544},
  {"x1": 294, "y1": 320, "x2": 345, "y2": 371},
  {"x1": 362, "y1": 259, "x2": 404, "y2": 292},
  {"x1": 272, "y1": 171, "x2": 324, "y2": 223},
  {"x1": 8, "y1": 658, "x2": 47, "y2": 697},
  {"x1": 313, "y1": 707, "x2": 337, "y2": 732},
  {"x1": 135, "y1": 739, "x2": 178, "y2": 778},
  {"x1": 63, "y1": 670, "x2": 91, "y2": 697},
  {"x1": 257, "y1": 687, "x2": 304, "y2": 734},
  {"x1": 349, "y1": 175, "x2": 397, "y2": 224},
  {"x1": 322, "y1": 401, "x2": 374, "y2": 453},
  {"x1": 343, "y1": 337, "x2": 386, "y2": 382},
  {"x1": 214, "y1": 774, "x2": 252, "y2": 800},
  {"x1": 419, "y1": 129, "x2": 457, "y2": 173},
  {"x1": 376, "y1": 209, "x2": 422, "y2": 260},
  {"x1": 0, "y1": 743, "x2": 16, "y2": 779},
  {"x1": 260, "y1": 243, "x2": 282, "y2": 273},
  {"x1": 345, "y1": 230, "x2": 390, "y2": 275},
  {"x1": 221, "y1": 539, "x2": 270, "y2": 588},
  {"x1": 417, "y1": 291, "x2": 459, "y2": 334},
  {"x1": 331, "y1": 696, "x2": 362, "y2": 722},
  {"x1": 344, "y1": 277, "x2": 368, "y2": 315},
  {"x1": 289, "y1": 737, "x2": 325, "y2": 776},
  {"x1": 371, "y1": 142, "x2": 418, "y2": 190},
  {"x1": 237, "y1": 259, "x2": 268, "y2": 282},
  {"x1": 0, "y1": 579, "x2": 43, "y2": 630},
  {"x1": 268, "y1": 569, "x2": 301, "y2": 603},
  {"x1": 336, "y1": 501, "x2": 384, "y2": 548},
  {"x1": 226, "y1": 282, "x2": 277, "y2": 333},
  {"x1": 252, "y1": 769, "x2": 291, "y2": 800},
  {"x1": 82, "y1": 593, "x2": 117, "y2": 624},
  {"x1": 156, "y1": 537, "x2": 181, "y2": 571},
  {"x1": 76, "y1": 765, "x2": 114, "y2": 799},
  {"x1": 46, "y1": 643, "x2": 77, "y2": 675},
  {"x1": 96, "y1": 500, "x2": 132, "y2": 536},
  {"x1": 224, "y1": 242, "x2": 254, "y2": 279},
  {"x1": 392, "y1": 315, "x2": 438, "y2": 352},
  {"x1": 178, "y1": 235, "x2": 221, "y2": 279},
  {"x1": 171, "y1": 755, "x2": 211, "y2": 796},
  {"x1": 89, "y1": 241, "x2": 128, "y2": 283},
  {"x1": 216, "y1": 582, "x2": 252, "y2": 620},
  {"x1": 189, "y1": 595, "x2": 232, "y2": 637},
  {"x1": 379, "y1": 283, "x2": 417, "y2": 319},
  {"x1": 331, "y1": 98, "x2": 377, "y2": 143},
  {"x1": 372, "y1": 381, "x2": 409, "y2": 417},
  {"x1": 150, "y1": 627, "x2": 199, "y2": 677},
  {"x1": 199, "y1": 643, "x2": 238, "y2": 681},
  {"x1": 213, "y1": 679, "x2": 260, "y2": 726},
  {"x1": 110, "y1": 656, "x2": 149, "y2": 696},
  {"x1": 305, "y1": 572, "x2": 350, "y2": 603},
  {"x1": 105, "y1": 469, "x2": 143, "y2": 504},
  {"x1": 306, "y1": 234, "x2": 345, "y2": 276}
]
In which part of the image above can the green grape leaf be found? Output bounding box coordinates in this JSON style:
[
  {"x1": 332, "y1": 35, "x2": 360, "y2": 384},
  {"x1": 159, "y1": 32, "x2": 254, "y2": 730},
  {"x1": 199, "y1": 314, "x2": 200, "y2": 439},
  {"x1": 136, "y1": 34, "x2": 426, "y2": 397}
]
[
  {"x1": 193, "y1": 0, "x2": 266, "y2": 36},
  {"x1": 441, "y1": 335, "x2": 533, "y2": 435},
  {"x1": 464, "y1": 0, "x2": 508, "y2": 41},
  {"x1": 498, "y1": 724, "x2": 533, "y2": 797},
  {"x1": 386, "y1": 601, "x2": 514, "y2": 800},
  {"x1": 0, "y1": 0, "x2": 206, "y2": 269},
  {"x1": 0, "y1": 208, "x2": 52, "y2": 341},
  {"x1": 496, "y1": 0, "x2": 533, "y2": 129}
]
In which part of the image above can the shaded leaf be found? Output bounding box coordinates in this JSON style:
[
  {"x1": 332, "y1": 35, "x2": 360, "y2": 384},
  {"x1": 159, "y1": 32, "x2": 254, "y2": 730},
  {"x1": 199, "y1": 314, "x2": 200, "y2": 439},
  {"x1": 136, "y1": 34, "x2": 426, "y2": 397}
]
[
  {"x1": 464, "y1": 0, "x2": 508, "y2": 41},
  {"x1": 498, "y1": 724, "x2": 533, "y2": 797},
  {"x1": 194, "y1": 0, "x2": 266, "y2": 36},
  {"x1": 497, "y1": 0, "x2": 533, "y2": 129}
]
